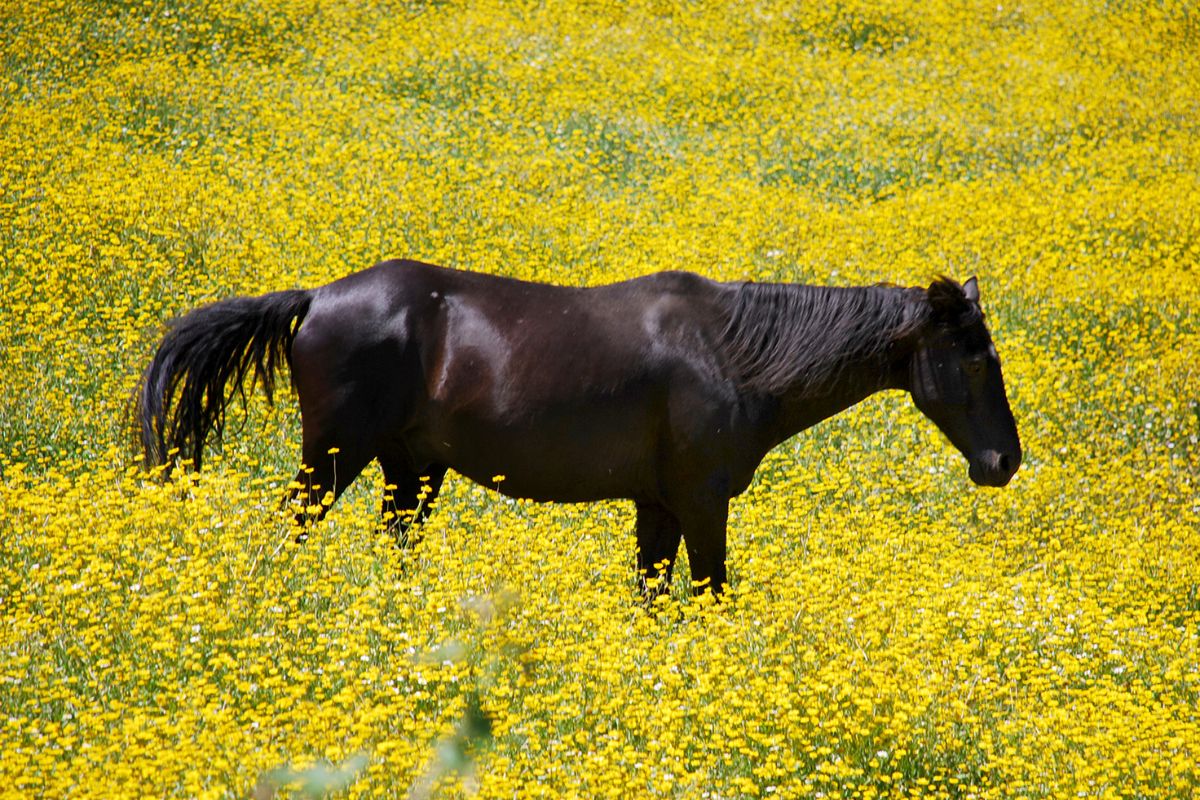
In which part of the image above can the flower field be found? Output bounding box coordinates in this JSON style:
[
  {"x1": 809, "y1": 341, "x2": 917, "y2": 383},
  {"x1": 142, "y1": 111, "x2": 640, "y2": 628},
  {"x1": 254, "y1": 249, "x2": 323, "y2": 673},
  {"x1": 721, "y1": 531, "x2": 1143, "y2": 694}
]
[{"x1": 2, "y1": 0, "x2": 1199, "y2": 797}]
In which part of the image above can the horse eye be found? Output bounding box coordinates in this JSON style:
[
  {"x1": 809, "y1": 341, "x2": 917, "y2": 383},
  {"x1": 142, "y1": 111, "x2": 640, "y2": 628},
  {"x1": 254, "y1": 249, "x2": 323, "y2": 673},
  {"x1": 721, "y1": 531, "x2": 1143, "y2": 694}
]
[{"x1": 964, "y1": 359, "x2": 984, "y2": 376}]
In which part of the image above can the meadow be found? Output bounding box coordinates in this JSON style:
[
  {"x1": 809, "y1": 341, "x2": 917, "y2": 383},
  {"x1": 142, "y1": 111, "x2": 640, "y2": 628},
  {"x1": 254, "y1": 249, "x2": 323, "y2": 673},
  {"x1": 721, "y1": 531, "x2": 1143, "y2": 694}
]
[{"x1": 2, "y1": 0, "x2": 1199, "y2": 797}]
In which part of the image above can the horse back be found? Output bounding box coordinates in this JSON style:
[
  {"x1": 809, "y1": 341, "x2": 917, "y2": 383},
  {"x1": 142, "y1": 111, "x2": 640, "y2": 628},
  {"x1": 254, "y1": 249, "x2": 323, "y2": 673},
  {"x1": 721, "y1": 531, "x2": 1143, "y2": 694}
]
[{"x1": 303, "y1": 260, "x2": 733, "y2": 402}]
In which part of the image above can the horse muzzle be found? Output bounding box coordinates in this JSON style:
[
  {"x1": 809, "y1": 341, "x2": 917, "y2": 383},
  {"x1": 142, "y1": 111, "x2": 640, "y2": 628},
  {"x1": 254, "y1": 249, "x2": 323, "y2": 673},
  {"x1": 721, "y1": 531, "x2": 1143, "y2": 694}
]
[{"x1": 969, "y1": 448, "x2": 1021, "y2": 487}]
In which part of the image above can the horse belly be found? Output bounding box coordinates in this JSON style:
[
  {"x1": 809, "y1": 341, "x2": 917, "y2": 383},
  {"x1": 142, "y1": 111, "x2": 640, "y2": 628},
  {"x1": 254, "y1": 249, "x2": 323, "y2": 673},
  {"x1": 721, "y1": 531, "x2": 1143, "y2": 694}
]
[{"x1": 409, "y1": 400, "x2": 657, "y2": 503}]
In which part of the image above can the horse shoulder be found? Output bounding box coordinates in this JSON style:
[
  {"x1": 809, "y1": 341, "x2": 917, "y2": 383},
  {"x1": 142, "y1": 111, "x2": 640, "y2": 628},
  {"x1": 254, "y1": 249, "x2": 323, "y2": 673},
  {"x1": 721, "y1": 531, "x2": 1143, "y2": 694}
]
[{"x1": 627, "y1": 278, "x2": 781, "y2": 495}]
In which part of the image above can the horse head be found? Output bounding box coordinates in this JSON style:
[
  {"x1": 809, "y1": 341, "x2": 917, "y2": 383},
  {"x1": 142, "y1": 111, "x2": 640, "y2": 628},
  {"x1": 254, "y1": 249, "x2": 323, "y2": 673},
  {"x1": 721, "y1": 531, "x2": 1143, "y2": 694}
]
[{"x1": 908, "y1": 276, "x2": 1022, "y2": 487}]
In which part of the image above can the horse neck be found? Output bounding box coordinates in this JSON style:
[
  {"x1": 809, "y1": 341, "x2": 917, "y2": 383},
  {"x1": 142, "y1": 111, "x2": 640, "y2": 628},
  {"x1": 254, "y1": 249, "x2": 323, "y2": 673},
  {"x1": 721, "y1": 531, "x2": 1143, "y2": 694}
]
[
  {"x1": 772, "y1": 350, "x2": 906, "y2": 439},
  {"x1": 720, "y1": 282, "x2": 922, "y2": 441}
]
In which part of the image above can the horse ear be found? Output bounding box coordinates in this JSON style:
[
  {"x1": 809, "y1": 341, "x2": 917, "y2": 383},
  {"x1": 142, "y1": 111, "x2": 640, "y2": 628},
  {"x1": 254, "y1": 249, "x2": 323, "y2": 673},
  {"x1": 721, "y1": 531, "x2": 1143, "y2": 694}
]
[{"x1": 963, "y1": 276, "x2": 979, "y2": 303}]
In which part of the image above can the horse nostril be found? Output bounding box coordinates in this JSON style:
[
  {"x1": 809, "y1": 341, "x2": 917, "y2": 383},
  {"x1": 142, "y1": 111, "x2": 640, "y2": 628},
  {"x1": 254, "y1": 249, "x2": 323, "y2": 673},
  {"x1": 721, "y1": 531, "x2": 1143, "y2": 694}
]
[{"x1": 974, "y1": 450, "x2": 1018, "y2": 487}]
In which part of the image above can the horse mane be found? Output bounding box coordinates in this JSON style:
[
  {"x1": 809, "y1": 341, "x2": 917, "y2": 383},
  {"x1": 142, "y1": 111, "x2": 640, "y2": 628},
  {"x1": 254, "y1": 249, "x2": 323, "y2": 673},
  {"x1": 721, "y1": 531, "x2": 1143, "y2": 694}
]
[{"x1": 718, "y1": 280, "x2": 933, "y2": 396}]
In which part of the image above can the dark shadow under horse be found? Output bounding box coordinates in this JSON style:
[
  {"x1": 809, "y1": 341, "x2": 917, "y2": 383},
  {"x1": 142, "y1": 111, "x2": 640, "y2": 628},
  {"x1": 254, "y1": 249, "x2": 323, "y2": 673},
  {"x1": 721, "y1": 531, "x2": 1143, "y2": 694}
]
[{"x1": 137, "y1": 260, "x2": 1021, "y2": 597}]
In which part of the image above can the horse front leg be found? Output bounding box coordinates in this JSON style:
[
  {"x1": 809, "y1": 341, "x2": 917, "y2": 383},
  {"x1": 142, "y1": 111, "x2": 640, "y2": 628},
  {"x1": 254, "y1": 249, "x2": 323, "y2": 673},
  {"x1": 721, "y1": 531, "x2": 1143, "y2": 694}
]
[
  {"x1": 635, "y1": 501, "x2": 683, "y2": 602},
  {"x1": 673, "y1": 495, "x2": 730, "y2": 600}
]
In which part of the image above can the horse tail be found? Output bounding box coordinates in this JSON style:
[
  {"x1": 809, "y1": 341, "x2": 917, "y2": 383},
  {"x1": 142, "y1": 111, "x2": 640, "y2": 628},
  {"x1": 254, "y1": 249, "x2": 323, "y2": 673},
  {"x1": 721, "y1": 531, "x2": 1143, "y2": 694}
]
[{"x1": 137, "y1": 289, "x2": 313, "y2": 471}]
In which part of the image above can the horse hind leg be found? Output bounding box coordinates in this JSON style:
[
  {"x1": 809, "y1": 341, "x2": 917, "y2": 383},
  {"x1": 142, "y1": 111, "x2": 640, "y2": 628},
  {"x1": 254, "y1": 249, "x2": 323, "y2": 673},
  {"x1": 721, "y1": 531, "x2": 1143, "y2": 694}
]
[
  {"x1": 379, "y1": 455, "x2": 447, "y2": 547},
  {"x1": 284, "y1": 434, "x2": 374, "y2": 541}
]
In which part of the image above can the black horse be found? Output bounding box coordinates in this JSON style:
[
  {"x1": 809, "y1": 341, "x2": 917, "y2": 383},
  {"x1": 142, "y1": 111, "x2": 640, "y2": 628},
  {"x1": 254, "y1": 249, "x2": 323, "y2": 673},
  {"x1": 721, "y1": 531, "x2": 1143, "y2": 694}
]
[{"x1": 138, "y1": 260, "x2": 1021, "y2": 596}]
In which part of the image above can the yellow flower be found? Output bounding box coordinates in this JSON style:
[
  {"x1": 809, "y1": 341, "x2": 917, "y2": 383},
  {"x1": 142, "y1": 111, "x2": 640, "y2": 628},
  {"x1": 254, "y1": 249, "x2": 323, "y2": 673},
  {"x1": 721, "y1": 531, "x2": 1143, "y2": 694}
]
[{"x1": 2, "y1": 0, "x2": 1197, "y2": 796}]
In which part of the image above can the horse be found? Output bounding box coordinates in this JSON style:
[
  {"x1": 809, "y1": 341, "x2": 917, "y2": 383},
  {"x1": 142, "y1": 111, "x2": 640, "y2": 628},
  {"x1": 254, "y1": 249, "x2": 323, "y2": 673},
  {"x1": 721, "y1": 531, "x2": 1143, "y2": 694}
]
[{"x1": 137, "y1": 260, "x2": 1021, "y2": 597}]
